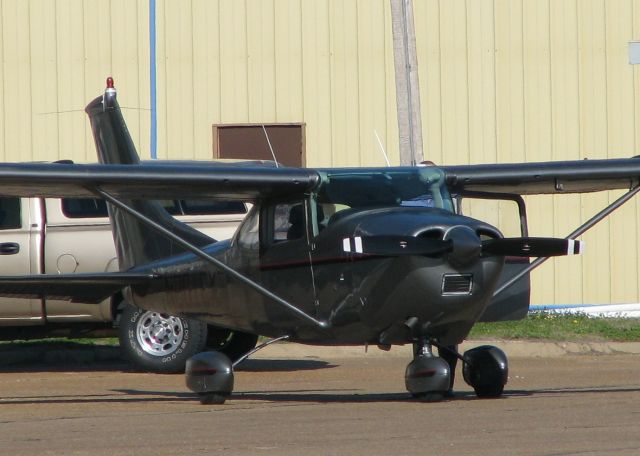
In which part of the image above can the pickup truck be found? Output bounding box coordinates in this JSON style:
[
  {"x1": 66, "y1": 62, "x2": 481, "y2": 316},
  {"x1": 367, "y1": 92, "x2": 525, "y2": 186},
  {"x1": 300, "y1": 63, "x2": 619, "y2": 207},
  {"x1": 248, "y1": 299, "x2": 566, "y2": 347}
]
[{"x1": 0, "y1": 196, "x2": 257, "y2": 372}]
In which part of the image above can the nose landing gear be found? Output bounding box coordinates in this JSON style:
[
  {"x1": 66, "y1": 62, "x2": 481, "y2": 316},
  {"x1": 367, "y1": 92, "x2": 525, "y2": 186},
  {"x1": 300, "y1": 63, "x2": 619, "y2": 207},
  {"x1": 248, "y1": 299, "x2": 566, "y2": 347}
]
[{"x1": 405, "y1": 338, "x2": 451, "y2": 401}]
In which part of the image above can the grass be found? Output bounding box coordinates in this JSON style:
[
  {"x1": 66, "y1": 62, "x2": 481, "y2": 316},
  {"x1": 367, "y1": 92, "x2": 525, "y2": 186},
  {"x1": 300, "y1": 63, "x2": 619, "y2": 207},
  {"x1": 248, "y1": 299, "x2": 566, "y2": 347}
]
[
  {"x1": 470, "y1": 312, "x2": 640, "y2": 342},
  {"x1": 0, "y1": 337, "x2": 119, "y2": 347},
  {"x1": 1, "y1": 314, "x2": 640, "y2": 352}
]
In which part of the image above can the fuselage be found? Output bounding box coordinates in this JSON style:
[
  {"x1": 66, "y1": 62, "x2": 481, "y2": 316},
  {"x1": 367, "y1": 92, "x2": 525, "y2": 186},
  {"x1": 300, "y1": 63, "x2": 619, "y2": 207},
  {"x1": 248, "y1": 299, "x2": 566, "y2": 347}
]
[{"x1": 126, "y1": 167, "x2": 507, "y2": 346}]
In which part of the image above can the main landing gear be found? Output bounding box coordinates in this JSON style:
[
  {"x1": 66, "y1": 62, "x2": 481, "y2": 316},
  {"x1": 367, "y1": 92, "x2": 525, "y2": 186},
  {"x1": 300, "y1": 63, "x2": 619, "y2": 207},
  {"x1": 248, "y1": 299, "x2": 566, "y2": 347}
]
[
  {"x1": 185, "y1": 335, "x2": 289, "y2": 405},
  {"x1": 185, "y1": 337, "x2": 509, "y2": 405},
  {"x1": 405, "y1": 338, "x2": 508, "y2": 400},
  {"x1": 462, "y1": 345, "x2": 509, "y2": 398}
]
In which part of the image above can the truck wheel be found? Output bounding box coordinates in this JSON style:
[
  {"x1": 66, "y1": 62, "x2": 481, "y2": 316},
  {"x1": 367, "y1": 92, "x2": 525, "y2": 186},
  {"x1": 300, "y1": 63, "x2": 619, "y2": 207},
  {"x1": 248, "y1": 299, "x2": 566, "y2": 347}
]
[
  {"x1": 118, "y1": 304, "x2": 207, "y2": 373},
  {"x1": 207, "y1": 326, "x2": 259, "y2": 362}
]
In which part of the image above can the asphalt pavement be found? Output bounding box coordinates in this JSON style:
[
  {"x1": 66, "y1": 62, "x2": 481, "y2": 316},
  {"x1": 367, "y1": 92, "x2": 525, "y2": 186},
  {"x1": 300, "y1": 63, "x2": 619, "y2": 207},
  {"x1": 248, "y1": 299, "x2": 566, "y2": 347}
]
[{"x1": 0, "y1": 341, "x2": 639, "y2": 455}]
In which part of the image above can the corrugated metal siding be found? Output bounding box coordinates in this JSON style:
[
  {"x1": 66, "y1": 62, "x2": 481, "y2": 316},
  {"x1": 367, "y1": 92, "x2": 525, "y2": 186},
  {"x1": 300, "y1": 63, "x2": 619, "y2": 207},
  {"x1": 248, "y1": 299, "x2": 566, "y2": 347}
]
[
  {"x1": 1, "y1": 0, "x2": 640, "y2": 305},
  {"x1": 0, "y1": 0, "x2": 150, "y2": 163},
  {"x1": 0, "y1": 0, "x2": 398, "y2": 164},
  {"x1": 154, "y1": 0, "x2": 399, "y2": 165},
  {"x1": 417, "y1": 0, "x2": 640, "y2": 306}
]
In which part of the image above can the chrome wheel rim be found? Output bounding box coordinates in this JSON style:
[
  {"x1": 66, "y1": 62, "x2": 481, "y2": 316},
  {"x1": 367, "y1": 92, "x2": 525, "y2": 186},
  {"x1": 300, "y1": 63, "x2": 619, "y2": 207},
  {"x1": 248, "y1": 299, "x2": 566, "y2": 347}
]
[{"x1": 135, "y1": 311, "x2": 184, "y2": 356}]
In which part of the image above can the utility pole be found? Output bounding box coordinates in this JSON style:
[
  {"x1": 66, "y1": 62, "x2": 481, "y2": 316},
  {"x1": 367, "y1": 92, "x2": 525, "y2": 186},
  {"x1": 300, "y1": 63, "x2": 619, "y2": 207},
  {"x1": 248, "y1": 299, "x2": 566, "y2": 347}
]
[{"x1": 390, "y1": 0, "x2": 424, "y2": 166}]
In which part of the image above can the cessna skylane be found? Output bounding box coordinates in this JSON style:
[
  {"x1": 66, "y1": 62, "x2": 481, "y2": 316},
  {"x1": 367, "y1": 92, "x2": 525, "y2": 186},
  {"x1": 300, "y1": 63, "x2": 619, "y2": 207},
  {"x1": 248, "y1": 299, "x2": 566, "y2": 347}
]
[{"x1": 0, "y1": 80, "x2": 638, "y2": 404}]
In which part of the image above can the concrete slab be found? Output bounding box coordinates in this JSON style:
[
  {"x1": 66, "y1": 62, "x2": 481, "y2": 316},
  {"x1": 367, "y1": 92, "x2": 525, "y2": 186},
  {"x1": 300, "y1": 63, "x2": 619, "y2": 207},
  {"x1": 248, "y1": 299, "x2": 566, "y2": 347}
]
[{"x1": 0, "y1": 346, "x2": 639, "y2": 455}]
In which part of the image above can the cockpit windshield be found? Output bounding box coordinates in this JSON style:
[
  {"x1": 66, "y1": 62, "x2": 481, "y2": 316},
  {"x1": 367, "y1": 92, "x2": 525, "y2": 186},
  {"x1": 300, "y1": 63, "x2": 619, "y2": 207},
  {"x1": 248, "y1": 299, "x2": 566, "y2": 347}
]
[
  {"x1": 316, "y1": 167, "x2": 453, "y2": 210},
  {"x1": 313, "y1": 167, "x2": 453, "y2": 231}
]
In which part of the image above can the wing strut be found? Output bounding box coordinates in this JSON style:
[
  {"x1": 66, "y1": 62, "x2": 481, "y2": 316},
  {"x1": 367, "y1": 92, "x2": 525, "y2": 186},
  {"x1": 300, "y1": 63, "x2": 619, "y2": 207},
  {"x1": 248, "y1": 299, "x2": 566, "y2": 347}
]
[
  {"x1": 94, "y1": 188, "x2": 331, "y2": 330},
  {"x1": 493, "y1": 183, "x2": 640, "y2": 298}
]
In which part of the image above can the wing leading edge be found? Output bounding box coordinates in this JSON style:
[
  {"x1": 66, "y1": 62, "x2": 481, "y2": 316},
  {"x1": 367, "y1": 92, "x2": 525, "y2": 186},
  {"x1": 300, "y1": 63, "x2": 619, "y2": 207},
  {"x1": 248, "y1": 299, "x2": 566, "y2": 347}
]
[
  {"x1": 0, "y1": 162, "x2": 321, "y2": 201},
  {"x1": 442, "y1": 158, "x2": 640, "y2": 195},
  {"x1": 0, "y1": 272, "x2": 155, "y2": 303}
]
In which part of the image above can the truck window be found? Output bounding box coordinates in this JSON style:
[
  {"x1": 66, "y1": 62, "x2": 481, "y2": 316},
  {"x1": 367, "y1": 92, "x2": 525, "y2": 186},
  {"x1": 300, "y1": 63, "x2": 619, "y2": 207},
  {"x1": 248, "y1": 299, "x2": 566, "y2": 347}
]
[
  {"x1": 62, "y1": 199, "x2": 108, "y2": 218},
  {"x1": 158, "y1": 200, "x2": 181, "y2": 215},
  {"x1": 181, "y1": 200, "x2": 246, "y2": 215},
  {"x1": 0, "y1": 197, "x2": 21, "y2": 229},
  {"x1": 61, "y1": 198, "x2": 246, "y2": 218},
  {"x1": 140, "y1": 200, "x2": 246, "y2": 216}
]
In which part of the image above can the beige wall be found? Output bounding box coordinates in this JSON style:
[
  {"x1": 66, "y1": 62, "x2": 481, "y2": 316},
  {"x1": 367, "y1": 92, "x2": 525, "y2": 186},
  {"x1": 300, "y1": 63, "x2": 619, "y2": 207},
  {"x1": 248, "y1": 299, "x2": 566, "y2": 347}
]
[
  {"x1": 1, "y1": 0, "x2": 640, "y2": 305},
  {"x1": 0, "y1": 0, "x2": 151, "y2": 163},
  {"x1": 415, "y1": 0, "x2": 640, "y2": 306}
]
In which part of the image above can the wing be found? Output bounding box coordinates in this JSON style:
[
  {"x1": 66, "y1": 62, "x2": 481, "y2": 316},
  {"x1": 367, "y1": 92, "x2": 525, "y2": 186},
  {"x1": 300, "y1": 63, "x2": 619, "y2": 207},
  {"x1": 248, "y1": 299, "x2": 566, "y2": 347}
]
[
  {"x1": 0, "y1": 272, "x2": 155, "y2": 303},
  {"x1": 441, "y1": 158, "x2": 640, "y2": 195},
  {"x1": 0, "y1": 161, "x2": 320, "y2": 201}
]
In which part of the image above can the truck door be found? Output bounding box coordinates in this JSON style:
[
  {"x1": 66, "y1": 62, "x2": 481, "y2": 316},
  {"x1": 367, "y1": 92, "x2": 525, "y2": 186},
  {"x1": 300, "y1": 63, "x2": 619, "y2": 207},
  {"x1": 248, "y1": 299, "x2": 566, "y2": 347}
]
[
  {"x1": 456, "y1": 193, "x2": 531, "y2": 322},
  {"x1": 0, "y1": 197, "x2": 44, "y2": 324}
]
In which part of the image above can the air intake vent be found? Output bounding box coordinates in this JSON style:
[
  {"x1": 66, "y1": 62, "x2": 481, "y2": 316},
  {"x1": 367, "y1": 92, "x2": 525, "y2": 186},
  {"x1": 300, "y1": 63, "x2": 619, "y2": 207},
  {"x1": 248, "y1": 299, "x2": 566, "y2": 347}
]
[
  {"x1": 418, "y1": 228, "x2": 444, "y2": 240},
  {"x1": 441, "y1": 274, "x2": 473, "y2": 295}
]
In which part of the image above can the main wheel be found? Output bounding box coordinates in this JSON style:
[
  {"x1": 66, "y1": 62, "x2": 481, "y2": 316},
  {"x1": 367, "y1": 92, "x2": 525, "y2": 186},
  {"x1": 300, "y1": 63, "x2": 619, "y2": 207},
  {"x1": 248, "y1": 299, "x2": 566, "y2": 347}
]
[
  {"x1": 118, "y1": 303, "x2": 207, "y2": 373},
  {"x1": 462, "y1": 345, "x2": 508, "y2": 398},
  {"x1": 206, "y1": 326, "x2": 259, "y2": 362}
]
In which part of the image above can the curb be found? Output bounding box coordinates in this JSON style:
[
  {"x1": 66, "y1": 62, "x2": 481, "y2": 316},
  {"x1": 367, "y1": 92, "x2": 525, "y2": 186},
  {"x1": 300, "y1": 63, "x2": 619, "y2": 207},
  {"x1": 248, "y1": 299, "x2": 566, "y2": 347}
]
[{"x1": 251, "y1": 340, "x2": 640, "y2": 360}]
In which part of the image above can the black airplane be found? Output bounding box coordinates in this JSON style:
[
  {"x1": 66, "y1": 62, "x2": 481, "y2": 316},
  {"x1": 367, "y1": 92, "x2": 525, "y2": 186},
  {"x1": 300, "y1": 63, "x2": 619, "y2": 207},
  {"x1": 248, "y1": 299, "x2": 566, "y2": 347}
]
[{"x1": 0, "y1": 80, "x2": 638, "y2": 404}]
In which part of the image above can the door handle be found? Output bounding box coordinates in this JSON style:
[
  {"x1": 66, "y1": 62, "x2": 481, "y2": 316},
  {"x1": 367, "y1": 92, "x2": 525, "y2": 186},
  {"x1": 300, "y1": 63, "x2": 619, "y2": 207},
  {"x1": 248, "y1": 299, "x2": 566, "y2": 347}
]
[{"x1": 0, "y1": 242, "x2": 20, "y2": 255}]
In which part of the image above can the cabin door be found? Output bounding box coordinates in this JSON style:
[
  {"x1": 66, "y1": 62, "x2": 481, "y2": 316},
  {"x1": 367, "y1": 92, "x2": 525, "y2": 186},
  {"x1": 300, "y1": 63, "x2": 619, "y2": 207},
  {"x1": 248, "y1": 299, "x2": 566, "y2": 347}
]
[{"x1": 259, "y1": 201, "x2": 317, "y2": 322}]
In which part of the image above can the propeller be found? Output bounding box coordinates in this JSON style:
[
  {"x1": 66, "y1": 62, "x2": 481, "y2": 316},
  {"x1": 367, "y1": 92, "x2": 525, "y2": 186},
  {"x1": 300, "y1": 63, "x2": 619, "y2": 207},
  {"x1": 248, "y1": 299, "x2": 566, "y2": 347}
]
[
  {"x1": 341, "y1": 233, "x2": 584, "y2": 260},
  {"x1": 342, "y1": 235, "x2": 452, "y2": 257},
  {"x1": 482, "y1": 237, "x2": 584, "y2": 257}
]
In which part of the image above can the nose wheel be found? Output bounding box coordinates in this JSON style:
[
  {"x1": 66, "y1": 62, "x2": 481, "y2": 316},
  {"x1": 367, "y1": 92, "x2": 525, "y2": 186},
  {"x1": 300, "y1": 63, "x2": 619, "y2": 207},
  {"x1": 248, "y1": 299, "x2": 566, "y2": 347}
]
[{"x1": 404, "y1": 338, "x2": 451, "y2": 401}]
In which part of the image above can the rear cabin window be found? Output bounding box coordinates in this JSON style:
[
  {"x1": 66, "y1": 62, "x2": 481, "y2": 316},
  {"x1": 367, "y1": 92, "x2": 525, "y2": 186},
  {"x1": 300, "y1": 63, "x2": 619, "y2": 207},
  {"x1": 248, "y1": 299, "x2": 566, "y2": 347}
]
[
  {"x1": 61, "y1": 198, "x2": 246, "y2": 218},
  {"x1": 236, "y1": 208, "x2": 260, "y2": 250},
  {"x1": 0, "y1": 197, "x2": 21, "y2": 230}
]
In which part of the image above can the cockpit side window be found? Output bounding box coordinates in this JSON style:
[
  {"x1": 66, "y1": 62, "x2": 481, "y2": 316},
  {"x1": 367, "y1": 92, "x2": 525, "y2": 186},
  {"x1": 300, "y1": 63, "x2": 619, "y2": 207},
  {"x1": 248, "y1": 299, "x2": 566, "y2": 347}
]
[{"x1": 270, "y1": 202, "x2": 307, "y2": 243}]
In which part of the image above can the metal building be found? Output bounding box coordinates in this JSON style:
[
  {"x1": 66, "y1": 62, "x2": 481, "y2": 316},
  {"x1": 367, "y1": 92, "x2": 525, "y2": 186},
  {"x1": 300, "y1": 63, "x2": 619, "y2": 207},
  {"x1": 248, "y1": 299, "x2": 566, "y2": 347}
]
[{"x1": 1, "y1": 0, "x2": 640, "y2": 306}]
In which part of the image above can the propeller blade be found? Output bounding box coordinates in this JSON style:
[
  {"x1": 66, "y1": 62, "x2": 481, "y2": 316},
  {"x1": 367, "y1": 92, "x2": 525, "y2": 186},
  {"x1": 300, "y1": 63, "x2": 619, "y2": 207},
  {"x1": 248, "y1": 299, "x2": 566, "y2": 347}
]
[
  {"x1": 482, "y1": 237, "x2": 584, "y2": 257},
  {"x1": 342, "y1": 235, "x2": 452, "y2": 257}
]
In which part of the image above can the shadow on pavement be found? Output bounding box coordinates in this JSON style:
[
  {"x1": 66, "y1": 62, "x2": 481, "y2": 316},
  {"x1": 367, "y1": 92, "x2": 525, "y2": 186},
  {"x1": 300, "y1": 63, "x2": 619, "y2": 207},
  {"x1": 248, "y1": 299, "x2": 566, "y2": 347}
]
[
  {"x1": 0, "y1": 341, "x2": 126, "y2": 373},
  {"x1": 4, "y1": 385, "x2": 640, "y2": 407},
  {"x1": 0, "y1": 341, "x2": 334, "y2": 374},
  {"x1": 236, "y1": 358, "x2": 335, "y2": 372}
]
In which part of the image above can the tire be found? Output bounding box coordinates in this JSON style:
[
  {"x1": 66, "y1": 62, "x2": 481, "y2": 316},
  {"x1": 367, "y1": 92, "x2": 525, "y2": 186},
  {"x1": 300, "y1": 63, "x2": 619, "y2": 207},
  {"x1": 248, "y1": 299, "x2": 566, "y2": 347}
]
[
  {"x1": 118, "y1": 303, "x2": 207, "y2": 373},
  {"x1": 206, "y1": 326, "x2": 259, "y2": 362},
  {"x1": 462, "y1": 345, "x2": 508, "y2": 398}
]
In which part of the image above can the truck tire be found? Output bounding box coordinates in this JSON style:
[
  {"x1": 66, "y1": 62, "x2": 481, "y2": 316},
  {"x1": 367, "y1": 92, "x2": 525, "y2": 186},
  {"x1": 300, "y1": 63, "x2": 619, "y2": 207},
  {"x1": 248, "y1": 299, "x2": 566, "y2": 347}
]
[
  {"x1": 207, "y1": 326, "x2": 259, "y2": 362},
  {"x1": 118, "y1": 303, "x2": 207, "y2": 373}
]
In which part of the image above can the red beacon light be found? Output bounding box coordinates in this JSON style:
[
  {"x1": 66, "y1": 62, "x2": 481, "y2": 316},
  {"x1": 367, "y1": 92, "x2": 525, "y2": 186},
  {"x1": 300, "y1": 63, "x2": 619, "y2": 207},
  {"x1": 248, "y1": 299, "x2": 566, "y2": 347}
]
[{"x1": 102, "y1": 76, "x2": 117, "y2": 110}]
